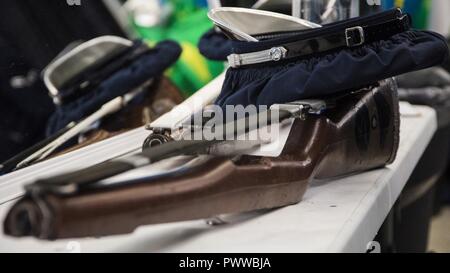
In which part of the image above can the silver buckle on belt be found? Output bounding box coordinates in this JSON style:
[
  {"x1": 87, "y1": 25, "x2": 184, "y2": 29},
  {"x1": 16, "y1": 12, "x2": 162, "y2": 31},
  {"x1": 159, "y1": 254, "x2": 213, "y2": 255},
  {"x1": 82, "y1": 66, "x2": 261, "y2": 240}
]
[
  {"x1": 345, "y1": 26, "x2": 365, "y2": 47},
  {"x1": 227, "y1": 54, "x2": 242, "y2": 68},
  {"x1": 227, "y1": 47, "x2": 287, "y2": 68}
]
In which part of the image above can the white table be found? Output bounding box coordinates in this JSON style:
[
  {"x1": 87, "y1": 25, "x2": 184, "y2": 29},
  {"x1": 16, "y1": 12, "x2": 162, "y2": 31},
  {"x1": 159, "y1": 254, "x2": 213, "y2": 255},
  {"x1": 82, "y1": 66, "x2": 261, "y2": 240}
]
[{"x1": 0, "y1": 104, "x2": 437, "y2": 253}]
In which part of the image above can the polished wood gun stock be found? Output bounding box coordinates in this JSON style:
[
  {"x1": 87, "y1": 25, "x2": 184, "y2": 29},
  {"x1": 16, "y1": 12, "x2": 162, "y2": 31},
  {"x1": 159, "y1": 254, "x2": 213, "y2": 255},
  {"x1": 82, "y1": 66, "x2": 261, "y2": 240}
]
[{"x1": 4, "y1": 79, "x2": 400, "y2": 239}]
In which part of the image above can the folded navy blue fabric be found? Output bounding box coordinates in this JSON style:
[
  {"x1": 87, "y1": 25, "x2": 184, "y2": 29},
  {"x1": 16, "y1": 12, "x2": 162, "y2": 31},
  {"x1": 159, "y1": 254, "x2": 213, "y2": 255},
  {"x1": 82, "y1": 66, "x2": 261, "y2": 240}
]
[
  {"x1": 216, "y1": 30, "x2": 449, "y2": 107},
  {"x1": 46, "y1": 40, "x2": 181, "y2": 135},
  {"x1": 198, "y1": 28, "x2": 234, "y2": 61}
]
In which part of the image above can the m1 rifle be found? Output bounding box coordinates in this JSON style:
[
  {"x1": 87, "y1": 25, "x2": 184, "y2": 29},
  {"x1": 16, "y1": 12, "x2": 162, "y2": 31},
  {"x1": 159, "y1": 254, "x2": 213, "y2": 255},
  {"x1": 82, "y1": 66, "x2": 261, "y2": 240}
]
[{"x1": 4, "y1": 78, "x2": 400, "y2": 239}]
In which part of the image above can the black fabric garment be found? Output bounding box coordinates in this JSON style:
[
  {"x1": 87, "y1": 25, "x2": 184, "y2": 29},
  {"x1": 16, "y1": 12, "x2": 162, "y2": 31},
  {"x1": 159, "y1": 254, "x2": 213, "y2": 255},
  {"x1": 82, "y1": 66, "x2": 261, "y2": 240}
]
[
  {"x1": 198, "y1": 29, "x2": 234, "y2": 61},
  {"x1": 397, "y1": 67, "x2": 450, "y2": 213},
  {"x1": 399, "y1": 86, "x2": 450, "y2": 108},
  {"x1": 46, "y1": 40, "x2": 182, "y2": 135},
  {"x1": 0, "y1": 0, "x2": 125, "y2": 161},
  {"x1": 440, "y1": 39, "x2": 450, "y2": 73},
  {"x1": 397, "y1": 67, "x2": 450, "y2": 89},
  {"x1": 0, "y1": 0, "x2": 125, "y2": 70},
  {"x1": 0, "y1": 35, "x2": 54, "y2": 162}
]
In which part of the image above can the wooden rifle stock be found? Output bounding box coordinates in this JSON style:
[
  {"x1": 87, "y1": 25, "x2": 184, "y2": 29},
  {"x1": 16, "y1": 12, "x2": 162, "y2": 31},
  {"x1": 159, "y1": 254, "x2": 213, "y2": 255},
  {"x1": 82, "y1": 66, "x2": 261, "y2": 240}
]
[{"x1": 4, "y1": 79, "x2": 400, "y2": 239}]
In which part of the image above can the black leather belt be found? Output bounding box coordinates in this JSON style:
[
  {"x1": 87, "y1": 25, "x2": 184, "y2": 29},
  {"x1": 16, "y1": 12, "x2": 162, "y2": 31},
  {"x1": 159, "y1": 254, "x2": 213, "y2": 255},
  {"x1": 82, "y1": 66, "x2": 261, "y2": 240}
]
[{"x1": 228, "y1": 10, "x2": 411, "y2": 68}]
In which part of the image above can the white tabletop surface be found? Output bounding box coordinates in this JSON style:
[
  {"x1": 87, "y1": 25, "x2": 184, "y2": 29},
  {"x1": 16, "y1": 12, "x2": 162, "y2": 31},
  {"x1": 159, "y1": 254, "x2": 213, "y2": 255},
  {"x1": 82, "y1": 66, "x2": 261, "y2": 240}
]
[{"x1": 0, "y1": 104, "x2": 437, "y2": 253}]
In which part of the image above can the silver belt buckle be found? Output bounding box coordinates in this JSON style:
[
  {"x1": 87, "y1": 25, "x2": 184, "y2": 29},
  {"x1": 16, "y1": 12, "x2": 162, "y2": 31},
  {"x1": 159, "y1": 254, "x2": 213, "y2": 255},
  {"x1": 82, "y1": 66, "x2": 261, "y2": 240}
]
[
  {"x1": 227, "y1": 54, "x2": 241, "y2": 68},
  {"x1": 345, "y1": 26, "x2": 365, "y2": 47}
]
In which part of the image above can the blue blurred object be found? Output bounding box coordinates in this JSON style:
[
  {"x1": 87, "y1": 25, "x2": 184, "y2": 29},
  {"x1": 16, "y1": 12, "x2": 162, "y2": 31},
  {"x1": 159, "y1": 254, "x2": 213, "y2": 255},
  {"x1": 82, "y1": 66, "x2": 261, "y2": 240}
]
[
  {"x1": 381, "y1": 0, "x2": 430, "y2": 28},
  {"x1": 196, "y1": 0, "x2": 209, "y2": 7},
  {"x1": 382, "y1": 0, "x2": 422, "y2": 11},
  {"x1": 198, "y1": 29, "x2": 234, "y2": 61}
]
